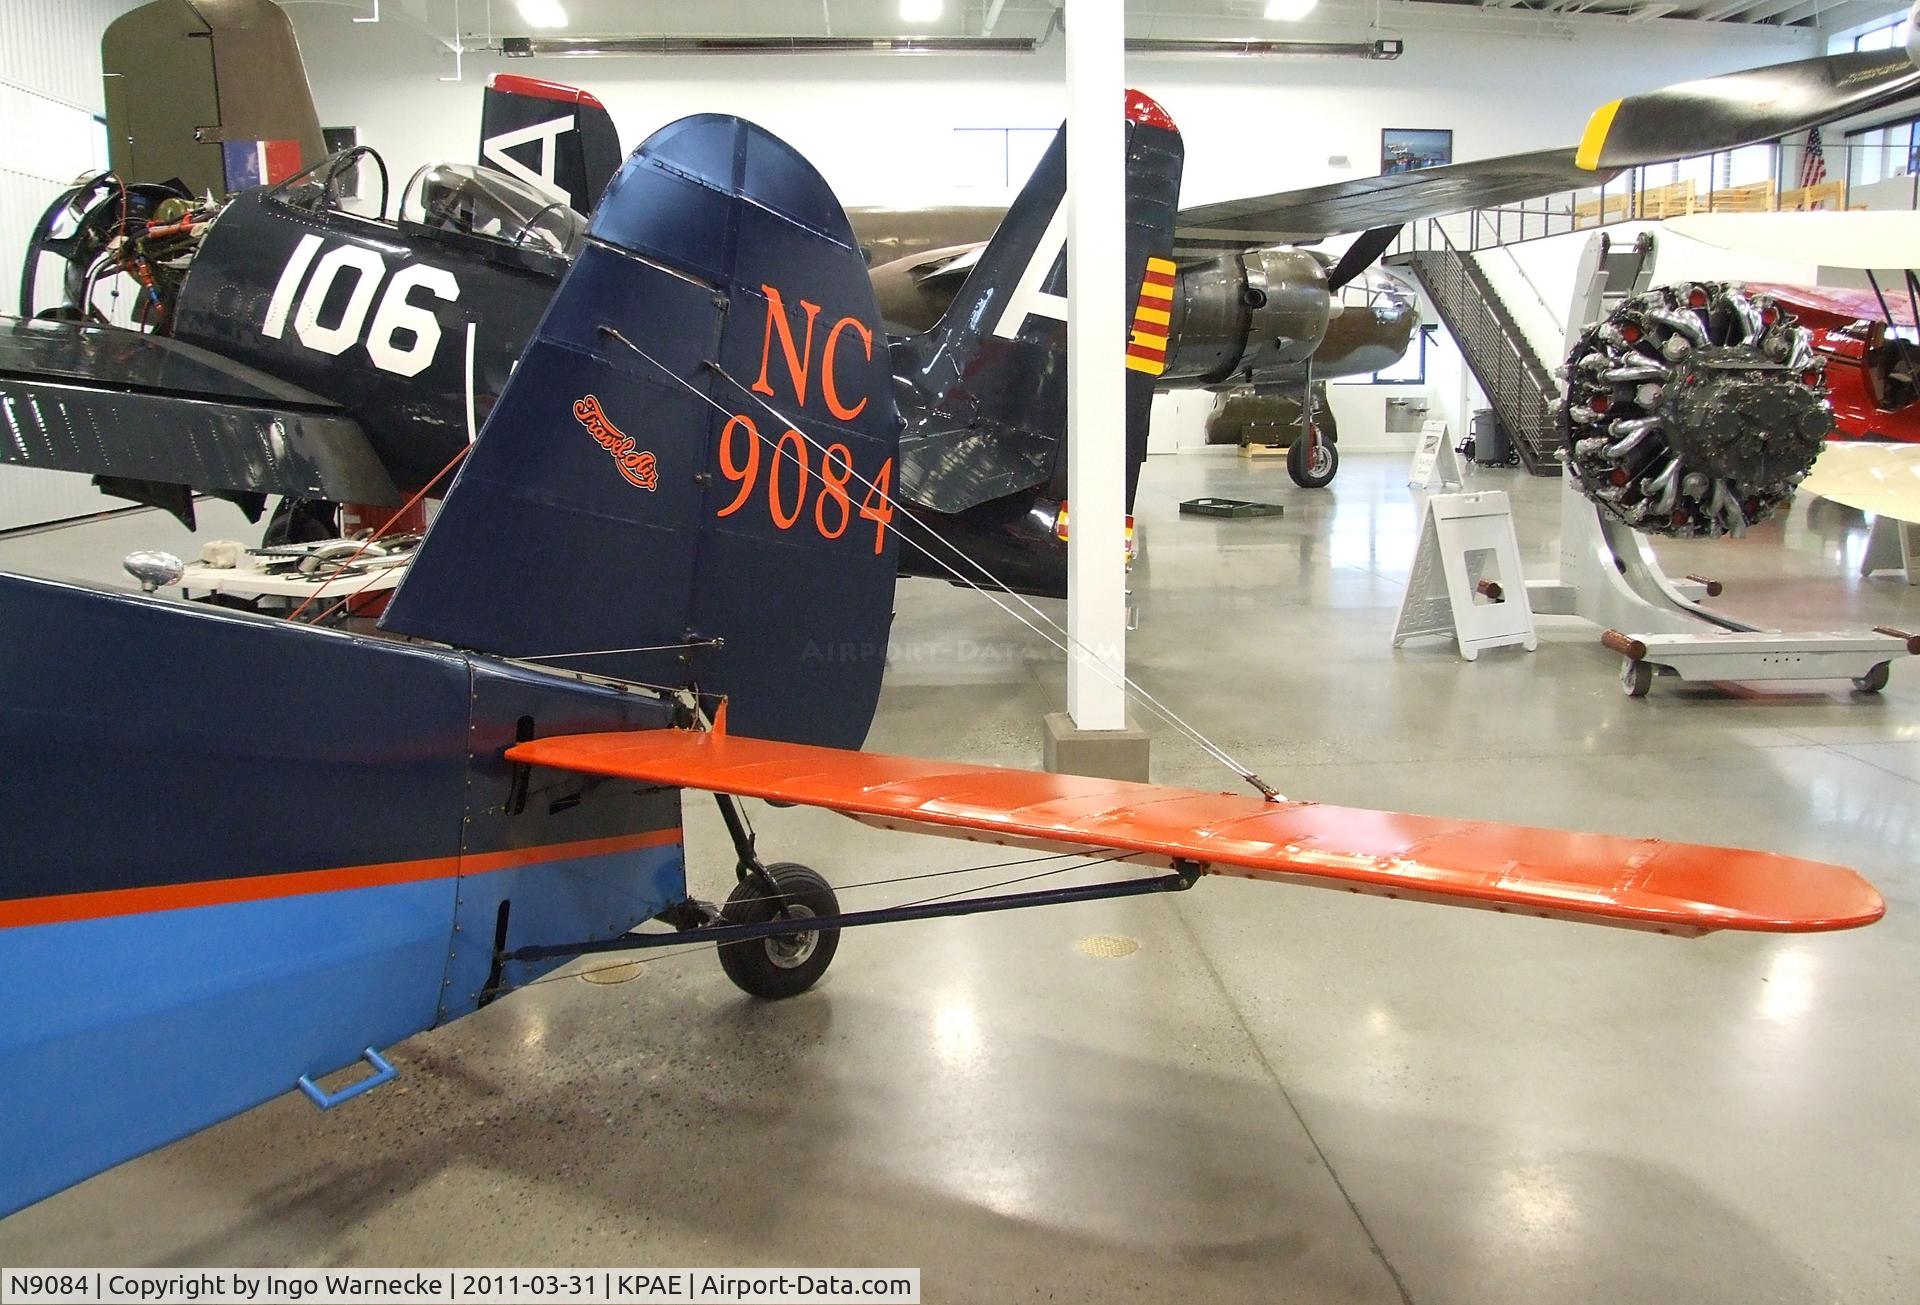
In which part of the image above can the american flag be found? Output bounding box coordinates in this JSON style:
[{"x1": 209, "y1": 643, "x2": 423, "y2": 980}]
[{"x1": 1800, "y1": 127, "x2": 1828, "y2": 189}]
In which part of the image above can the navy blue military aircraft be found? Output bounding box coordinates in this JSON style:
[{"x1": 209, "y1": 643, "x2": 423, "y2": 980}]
[{"x1": 0, "y1": 107, "x2": 1884, "y2": 1221}]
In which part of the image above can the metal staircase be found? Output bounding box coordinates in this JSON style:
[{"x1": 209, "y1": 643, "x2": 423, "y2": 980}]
[{"x1": 1389, "y1": 227, "x2": 1562, "y2": 475}]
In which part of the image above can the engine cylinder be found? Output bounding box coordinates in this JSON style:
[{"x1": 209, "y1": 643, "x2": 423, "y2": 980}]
[
  {"x1": 1559, "y1": 281, "x2": 1832, "y2": 539},
  {"x1": 1162, "y1": 247, "x2": 1330, "y2": 385}
]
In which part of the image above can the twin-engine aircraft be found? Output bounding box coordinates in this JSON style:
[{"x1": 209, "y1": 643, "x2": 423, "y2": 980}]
[{"x1": 0, "y1": 106, "x2": 1884, "y2": 1221}]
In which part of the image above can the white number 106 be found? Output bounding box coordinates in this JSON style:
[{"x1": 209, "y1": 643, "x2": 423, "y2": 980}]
[{"x1": 261, "y1": 234, "x2": 461, "y2": 378}]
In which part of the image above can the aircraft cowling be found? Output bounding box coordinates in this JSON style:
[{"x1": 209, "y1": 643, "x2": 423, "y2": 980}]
[
  {"x1": 1161, "y1": 247, "x2": 1332, "y2": 386},
  {"x1": 1559, "y1": 281, "x2": 1832, "y2": 540}
]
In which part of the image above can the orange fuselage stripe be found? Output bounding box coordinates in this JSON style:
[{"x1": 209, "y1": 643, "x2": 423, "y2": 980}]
[{"x1": 0, "y1": 828, "x2": 682, "y2": 930}]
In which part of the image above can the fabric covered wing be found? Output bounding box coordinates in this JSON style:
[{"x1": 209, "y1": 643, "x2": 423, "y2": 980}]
[
  {"x1": 508, "y1": 728, "x2": 1884, "y2": 936},
  {"x1": 0, "y1": 317, "x2": 397, "y2": 504}
]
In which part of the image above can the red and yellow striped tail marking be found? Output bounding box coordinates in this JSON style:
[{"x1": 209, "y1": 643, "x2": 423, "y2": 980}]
[{"x1": 1127, "y1": 256, "x2": 1176, "y2": 375}]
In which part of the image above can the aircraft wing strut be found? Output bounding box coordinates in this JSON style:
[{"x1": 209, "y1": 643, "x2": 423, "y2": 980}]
[{"x1": 508, "y1": 727, "x2": 1883, "y2": 937}]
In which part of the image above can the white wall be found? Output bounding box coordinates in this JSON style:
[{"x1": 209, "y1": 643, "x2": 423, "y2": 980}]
[
  {"x1": 284, "y1": 8, "x2": 1814, "y2": 216},
  {"x1": 0, "y1": 0, "x2": 141, "y2": 531}
]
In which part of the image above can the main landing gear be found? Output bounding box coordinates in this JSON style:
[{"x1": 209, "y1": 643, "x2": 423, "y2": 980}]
[
  {"x1": 718, "y1": 862, "x2": 841, "y2": 999},
  {"x1": 501, "y1": 798, "x2": 1202, "y2": 1001},
  {"x1": 711, "y1": 794, "x2": 841, "y2": 999}
]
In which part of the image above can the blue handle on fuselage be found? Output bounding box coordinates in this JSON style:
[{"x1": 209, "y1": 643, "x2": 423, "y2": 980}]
[{"x1": 296, "y1": 1047, "x2": 397, "y2": 1110}]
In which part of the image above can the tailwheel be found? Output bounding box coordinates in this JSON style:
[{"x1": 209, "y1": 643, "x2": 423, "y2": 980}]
[
  {"x1": 1287, "y1": 436, "x2": 1338, "y2": 488},
  {"x1": 717, "y1": 862, "x2": 840, "y2": 1000}
]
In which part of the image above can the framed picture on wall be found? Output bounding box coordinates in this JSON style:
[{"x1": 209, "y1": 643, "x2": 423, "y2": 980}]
[{"x1": 1381, "y1": 128, "x2": 1452, "y2": 175}]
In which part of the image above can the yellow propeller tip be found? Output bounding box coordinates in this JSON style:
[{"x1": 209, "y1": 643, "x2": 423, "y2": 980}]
[{"x1": 1576, "y1": 98, "x2": 1622, "y2": 171}]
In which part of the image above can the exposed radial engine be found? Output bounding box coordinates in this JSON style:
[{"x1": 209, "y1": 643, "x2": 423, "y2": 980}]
[{"x1": 1559, "y1": 282, "x2": 1833, "y2": 539}]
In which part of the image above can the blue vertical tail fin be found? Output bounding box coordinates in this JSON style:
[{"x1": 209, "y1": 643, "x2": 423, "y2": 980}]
[{"x1": 383, "y1": 115, "x2": 900, "y2": 749}]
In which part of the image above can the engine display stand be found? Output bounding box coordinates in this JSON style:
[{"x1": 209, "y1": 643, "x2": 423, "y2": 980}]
[
  {"x1": 1526, "y1": 474, "x2": 1915, "y2": 697},
  {"x1": 1860, "y1": 514, "x2": 1920, "y2": 586}
]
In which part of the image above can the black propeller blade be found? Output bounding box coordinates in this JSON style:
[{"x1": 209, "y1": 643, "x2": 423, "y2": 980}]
[
  {"x1": 1578, "y1": 46, "x2": 1920, "y2": 173},
  {"x1": 1326, "y1": 223, "x2": 1403, "y2": 291}
]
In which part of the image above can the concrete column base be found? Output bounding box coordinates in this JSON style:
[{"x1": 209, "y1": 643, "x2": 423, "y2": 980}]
[{"x1": 1042, "y1": 712, "x2": 1151, "y2": 782}]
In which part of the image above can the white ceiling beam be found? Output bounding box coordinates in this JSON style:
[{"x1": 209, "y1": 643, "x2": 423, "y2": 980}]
[
  {"x1": 1693, "y1": 0, "x2": 1803, "y2": 22},
  {"x1": 1784, "y1": 0, "x2": 1896, "y2": 24}
]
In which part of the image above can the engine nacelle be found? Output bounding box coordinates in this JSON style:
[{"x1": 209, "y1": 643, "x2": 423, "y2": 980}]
[
  {"x1": 1162, "y1": 247, "x2": 1332, "y2": 386},
  {"x1": 1559, "y1": 281, "x2": 1833, "y2": 539}
]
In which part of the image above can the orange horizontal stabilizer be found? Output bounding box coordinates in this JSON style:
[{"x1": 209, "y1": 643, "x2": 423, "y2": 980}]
[{"x1": 506, "y1": 729, "x2": 1884, "y2": 936}]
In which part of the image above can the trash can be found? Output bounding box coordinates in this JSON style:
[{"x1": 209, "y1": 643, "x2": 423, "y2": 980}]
[{"x1": 1469, "y1": 408, "x2": 1511, "y2": 466}]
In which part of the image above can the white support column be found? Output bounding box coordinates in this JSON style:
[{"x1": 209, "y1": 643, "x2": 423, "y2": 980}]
[{"x1": 1063, "y1": 0, "x2": 1127, "y2": 732}]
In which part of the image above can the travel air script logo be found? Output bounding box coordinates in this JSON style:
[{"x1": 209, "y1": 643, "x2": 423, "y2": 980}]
[{"x1": 573, "y1": 394, "x2": 660, "y2": 491}]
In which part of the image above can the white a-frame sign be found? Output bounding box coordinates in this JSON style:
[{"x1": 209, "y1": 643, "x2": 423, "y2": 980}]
[{"x1": 1392, "y1": 490, "x2": 1537, "y2": 661}]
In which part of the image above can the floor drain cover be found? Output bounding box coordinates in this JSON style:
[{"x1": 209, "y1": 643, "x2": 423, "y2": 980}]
[
  {"x1": 579, "y1": 961, "x2": 646, "y2": 985},
  {"x1": 1076, "y1": 934, "x2": 1140, "y2": 958}
]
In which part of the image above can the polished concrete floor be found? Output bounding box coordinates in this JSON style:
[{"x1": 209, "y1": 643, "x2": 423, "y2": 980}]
[{"x1": 2, "y1": 453, "x2": 1917, "y2": 1303}]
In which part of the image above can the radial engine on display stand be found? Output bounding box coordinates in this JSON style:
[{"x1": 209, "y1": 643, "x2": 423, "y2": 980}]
[{"x1": 1528, "y1": 274, "x2": 1917, "y2": 696}]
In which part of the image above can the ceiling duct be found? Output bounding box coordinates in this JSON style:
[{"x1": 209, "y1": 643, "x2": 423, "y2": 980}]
[
  {"x1": 495, "y1": 35, "x2": 1404, "y2": 59},
  {"x1": 1126, "y1": 37, "x2": 1402, "y2": 57},
  {"x1": 498, "y1": 34, "x2": 1038, "y2": 55}
]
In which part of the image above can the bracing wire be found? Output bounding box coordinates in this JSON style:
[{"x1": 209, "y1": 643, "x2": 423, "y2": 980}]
[
  {"x1": 520, "y1": 639, "x2": 722, "y2": 661},
  {"x1": 596, "y1": 325, "x2": 1282, "y2": 802}
]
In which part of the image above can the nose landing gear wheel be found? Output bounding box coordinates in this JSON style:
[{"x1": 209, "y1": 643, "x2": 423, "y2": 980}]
[
  {"x1": 1288, "y1": 437, "x2": 1338, "y2": 489},
  {"x1": 716, "y1": 862, "x2": 841, "y2": 999}
]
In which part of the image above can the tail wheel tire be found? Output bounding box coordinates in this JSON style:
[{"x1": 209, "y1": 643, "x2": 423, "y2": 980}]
[
  {"x1": 716, "y1": 862, "x2": 840, "y2": 1000},
  {"x1": 1288, "y1": 436, "x2": 1338, "y2": 489}
]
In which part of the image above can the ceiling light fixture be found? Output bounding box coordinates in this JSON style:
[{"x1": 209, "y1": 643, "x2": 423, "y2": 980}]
[
  {"x1": 900, "y1": 0, "x2": 944, "y2": 22},
  {"x1": 516, "y1": 0, "x2": 569, "y2": 29},
  {"x1": 1265, "y1": 0, "x2": 1318, "y2": 19}
]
